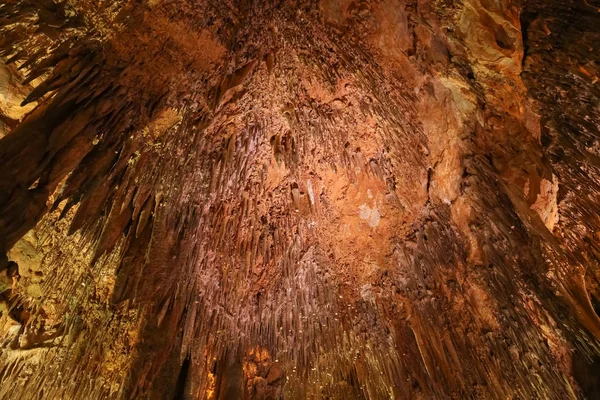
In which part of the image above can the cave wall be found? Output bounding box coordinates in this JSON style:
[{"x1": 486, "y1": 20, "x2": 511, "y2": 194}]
[{"x1": 0, "y1": 0, "x2": 600, "y2": 399}]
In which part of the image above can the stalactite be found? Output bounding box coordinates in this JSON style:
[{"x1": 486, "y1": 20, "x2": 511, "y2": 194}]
[{"x1": 1, "y1": 0, "x2": 600, "y2": 399}]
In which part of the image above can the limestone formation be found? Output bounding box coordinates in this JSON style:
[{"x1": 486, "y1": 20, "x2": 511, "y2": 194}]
[{"x1": 0, "y1": 0, "x2": 600, "y2": 399}]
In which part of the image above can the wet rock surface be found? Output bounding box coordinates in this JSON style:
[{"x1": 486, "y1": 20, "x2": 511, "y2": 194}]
[{"x1": 0, "y1": 0, "x2": 600, "y2": 398}]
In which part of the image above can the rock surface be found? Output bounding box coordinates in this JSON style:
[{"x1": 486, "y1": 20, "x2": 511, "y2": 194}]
[{"x1": 0, "y1": 0, "x2": 599, "y2": 399}]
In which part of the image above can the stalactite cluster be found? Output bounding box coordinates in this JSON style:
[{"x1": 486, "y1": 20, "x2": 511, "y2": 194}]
[{"x1": 1, "y1": 0, "x2": 600, "y2": 399}]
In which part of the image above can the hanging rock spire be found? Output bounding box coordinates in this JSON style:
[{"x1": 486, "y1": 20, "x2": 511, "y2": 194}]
[{"x1": 1, "y1": 0, "x2": 600, "y2": 399}]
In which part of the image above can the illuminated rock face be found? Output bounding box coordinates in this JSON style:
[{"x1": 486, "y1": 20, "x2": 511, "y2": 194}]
[{"x1": 1, "y1": 0, "x2": 600, "y2": 399}]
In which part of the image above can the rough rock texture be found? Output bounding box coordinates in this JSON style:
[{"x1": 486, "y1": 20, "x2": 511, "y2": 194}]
[{"x1": 1, "y1": 0, "x2": 600, "y2": 399}]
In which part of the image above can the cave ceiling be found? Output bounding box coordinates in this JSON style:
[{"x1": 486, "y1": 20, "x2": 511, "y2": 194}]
[{"x1": 1, "y1": 0, "x2": 600, "y2": 399}]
